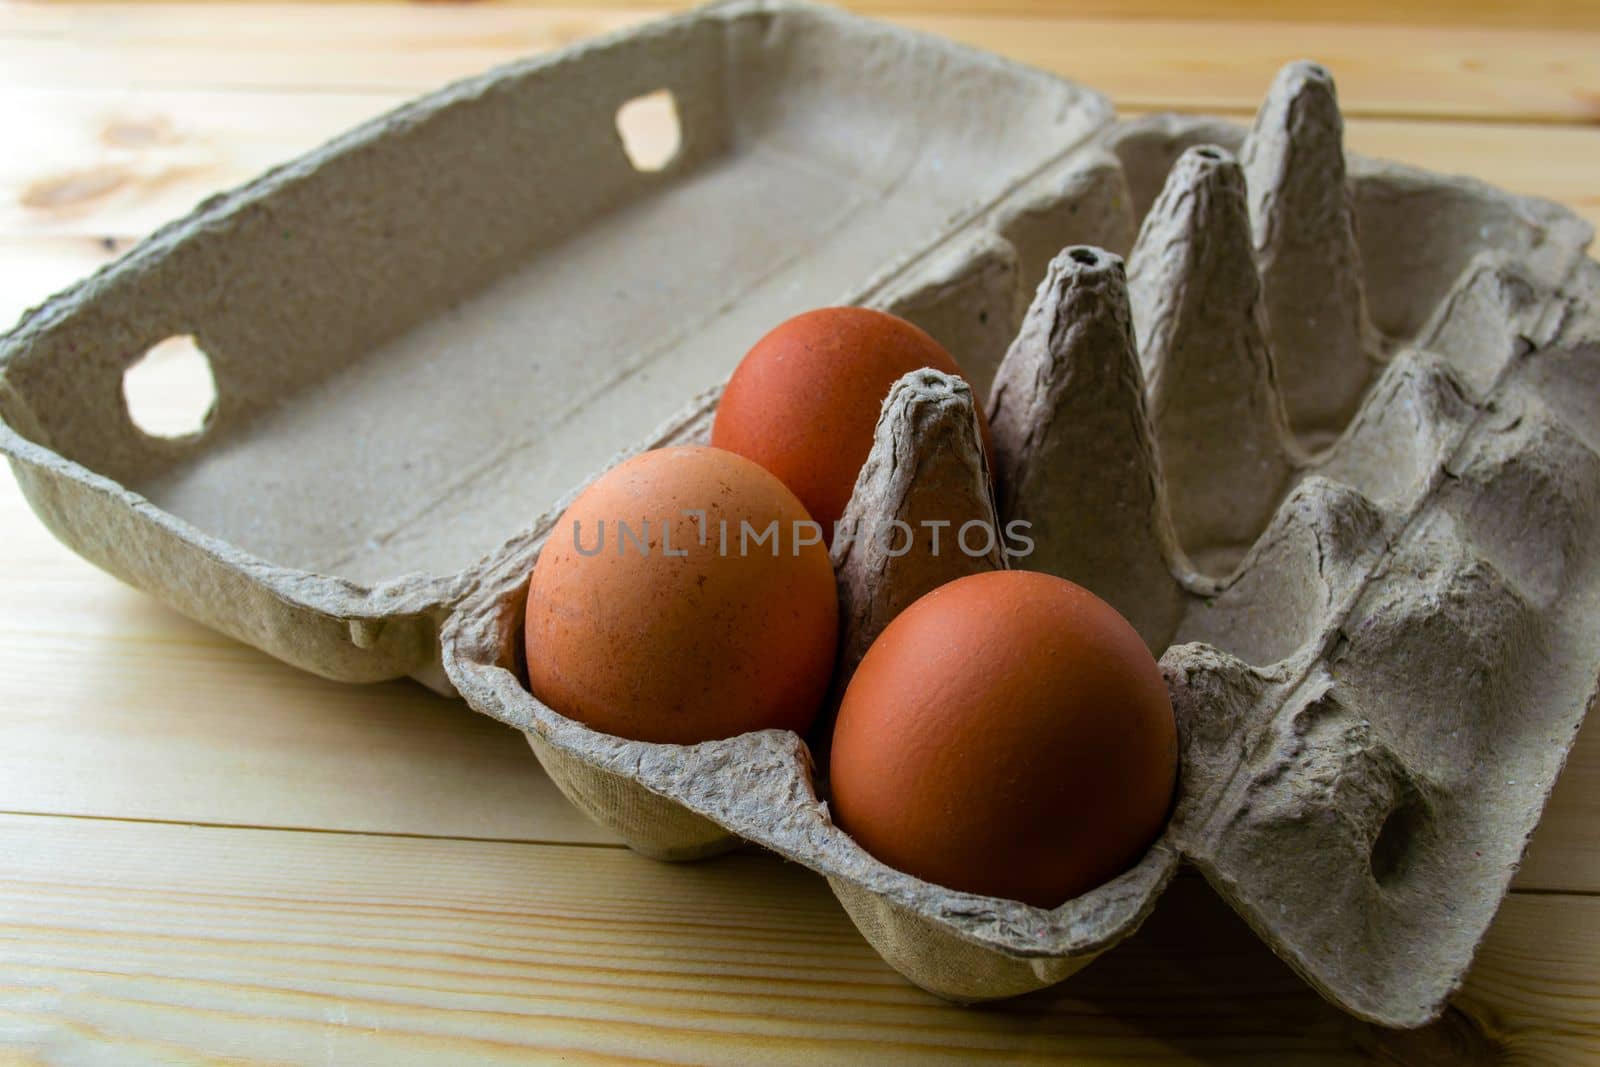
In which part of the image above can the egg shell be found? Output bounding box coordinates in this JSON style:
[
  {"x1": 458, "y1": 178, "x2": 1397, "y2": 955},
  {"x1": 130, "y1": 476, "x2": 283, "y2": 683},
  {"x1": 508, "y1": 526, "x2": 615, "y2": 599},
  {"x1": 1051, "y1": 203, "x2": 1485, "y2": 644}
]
[
  {"x1": 526, "y1": 446, "x2": 839, "y2": 745},
  {"x1": 711, "y1": 307, "x2": 995, "y2": 538},
  {"x1": 829, "y1": 570, "x2": 1178, "y2": 909}
]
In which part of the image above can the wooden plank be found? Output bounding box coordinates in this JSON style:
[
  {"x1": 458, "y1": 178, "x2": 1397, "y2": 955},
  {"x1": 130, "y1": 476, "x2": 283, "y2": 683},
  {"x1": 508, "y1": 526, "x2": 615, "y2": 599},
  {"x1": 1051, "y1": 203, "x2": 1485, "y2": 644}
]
[
  {"x1": 912, "y1": 14, "x2": 1600, "y2": 123},
  {"x1": 1520, "y1": 713, "x2": 1600, "y2": 893},
  {"x1": 0, "y1": 467, "x2": 616, "y2": 846},
  {"x1": 1341, "y1": 120, "x2": 1600, "y2": 227},
  {"x1": 2, "y1": 6, "x2": 1598, "y2": 124},
  {"x1": 1455, "y1": 892, "x2": 1600, "y2": 1063},
  {"x1": 0, "y1": 813, "x2": 1378, "y2": 1063},
  {"x1": 3, "y1": 812, "x2": 1596, "y2": 1063},
  {"x1": 53, "y1": 0, "x2": 1600, "y2": 31},
  {"x1": 0, "y1": 88, "x2": 406, "y2": 242},
  {"x1": 2, "y1": 86, "x2": 1597, "y2": 256},
  {"x1": 0, "y1": 235, "x2": 122, "y2": 328}
]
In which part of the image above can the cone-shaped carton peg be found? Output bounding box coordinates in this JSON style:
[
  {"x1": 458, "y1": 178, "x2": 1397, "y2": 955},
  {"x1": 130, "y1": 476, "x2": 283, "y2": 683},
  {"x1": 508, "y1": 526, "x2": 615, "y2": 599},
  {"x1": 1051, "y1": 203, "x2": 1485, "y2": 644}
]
[
  {"x1": 831, "y1": 369, "x2": 1004, "y2": 691},
  {"x1": 1129, "y1": 145, "x2": 1297, "y2": 575},
  {"x1": 988, "y1": 245, "x2": 1185, "y2": 651},
  {"x1": 1243, "y1": 61, "x2": 1374, "y2": 438}
]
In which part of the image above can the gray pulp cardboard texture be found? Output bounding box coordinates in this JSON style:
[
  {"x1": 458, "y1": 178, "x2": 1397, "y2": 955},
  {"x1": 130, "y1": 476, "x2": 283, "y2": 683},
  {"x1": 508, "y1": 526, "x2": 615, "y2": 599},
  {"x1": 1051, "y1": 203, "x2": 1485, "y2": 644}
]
[
  {"x1": 0, "y1": 0, "x2": 1103, "y2": 687},
  {"x1": 0, "y1": 0, "x2": 1597, "y2": 1030},
  {"x1": 830, "y1": 370, "x2": 1004, "y2": 691}
]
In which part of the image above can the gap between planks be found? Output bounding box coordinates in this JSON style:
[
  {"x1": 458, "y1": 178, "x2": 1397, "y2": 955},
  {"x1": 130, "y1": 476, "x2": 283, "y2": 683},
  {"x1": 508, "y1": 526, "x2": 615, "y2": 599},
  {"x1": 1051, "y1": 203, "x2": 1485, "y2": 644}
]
[
  {"x1": 0, "y1": 808, "x2": 630, "y2": 851},
  {"x1": 0, "y1": 806, "x2": 1591, "y2": 903}
]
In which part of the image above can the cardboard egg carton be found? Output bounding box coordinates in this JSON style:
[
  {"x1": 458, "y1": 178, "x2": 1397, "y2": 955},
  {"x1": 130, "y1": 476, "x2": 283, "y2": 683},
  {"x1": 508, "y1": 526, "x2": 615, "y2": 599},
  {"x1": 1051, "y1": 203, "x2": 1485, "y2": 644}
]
[{"x1": 1, "y1": 0, "x2": 1595, "y2": 1030}]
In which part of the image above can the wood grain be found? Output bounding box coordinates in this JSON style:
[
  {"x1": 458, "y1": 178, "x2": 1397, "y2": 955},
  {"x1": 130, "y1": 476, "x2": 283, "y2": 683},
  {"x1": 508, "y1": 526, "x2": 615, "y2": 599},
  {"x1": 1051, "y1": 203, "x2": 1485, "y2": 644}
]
[
  {"x1": 1, "y1": 85, "x2": 1595, "y2": 255},
  {"x1": 0, "y1": 813, "x2": 1410, "y2": 1063},
  {"x1": 1455, "y1": 893, "x2": 1600, "y2": 1064},
  {"x1": 3, "y1": 812, "x2": 1598, "y2": 1063},
  {"x1": 0, "y1": 88, "x2": 405, "y2": 240},
  {"x1": 2, "y1": 5, "x2": 1598, "y2": 123},
  {"x1": 0, "y1": 236, "x2": 122, "y2": 327},
  {"x1": 3, "y1": 3, "x2": 1600, "y2": 1062},
  {"x1": 0, "y1": 469, "x2": 615, "y2": 846},
  {"x1": 64, "y1": 0, "x2": 1600, "y2": 31}
]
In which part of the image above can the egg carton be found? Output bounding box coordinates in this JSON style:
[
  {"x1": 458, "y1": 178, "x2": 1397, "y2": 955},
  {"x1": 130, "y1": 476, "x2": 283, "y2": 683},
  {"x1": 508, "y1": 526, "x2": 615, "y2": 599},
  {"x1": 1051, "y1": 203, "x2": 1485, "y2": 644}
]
[{"x1": 1, "y1": 0, "x2": 1595, "y2": 1031}]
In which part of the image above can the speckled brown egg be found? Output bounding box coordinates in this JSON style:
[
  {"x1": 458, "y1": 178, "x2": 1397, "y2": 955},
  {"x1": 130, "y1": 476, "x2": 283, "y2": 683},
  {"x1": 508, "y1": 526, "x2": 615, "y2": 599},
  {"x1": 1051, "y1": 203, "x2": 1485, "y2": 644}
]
[
  {"x1": 711, "y1": 307, "x2": 993, "y2": 540},
  {"x1": 525, "y1": 446, "x2": 838, "y2": 745},
  {"x1": 829, "y1": 570, "x2": 1177, "y2": 908}
]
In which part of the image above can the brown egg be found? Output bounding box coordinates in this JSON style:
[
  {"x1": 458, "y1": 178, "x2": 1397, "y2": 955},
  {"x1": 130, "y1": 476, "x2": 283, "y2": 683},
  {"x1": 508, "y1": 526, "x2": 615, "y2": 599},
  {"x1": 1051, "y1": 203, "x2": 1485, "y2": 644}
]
[
  {"x1": 829, "y1": 570, "x2": 1177, "y2": 908},
  {"x1": 525, "y1": 446, "x2": 838, "y2": 745},
  {"x1": 711, "y1": 307, "x2": 993, "y2": 539}
]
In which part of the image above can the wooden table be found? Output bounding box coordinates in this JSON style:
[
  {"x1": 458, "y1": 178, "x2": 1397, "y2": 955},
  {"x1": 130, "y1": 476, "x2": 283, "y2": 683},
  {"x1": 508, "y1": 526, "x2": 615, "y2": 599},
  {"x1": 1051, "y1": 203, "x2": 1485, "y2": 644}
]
[{"x1": 2, "y1": 2, "x2": 1598, "y2": 1062}]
